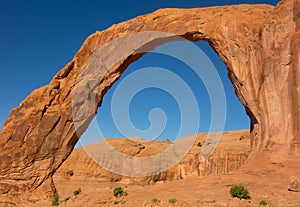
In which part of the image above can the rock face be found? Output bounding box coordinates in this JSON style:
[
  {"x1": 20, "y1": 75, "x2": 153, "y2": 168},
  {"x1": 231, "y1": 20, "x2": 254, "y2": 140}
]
[{"x1": 0, "y1": 0, "x2": 299, "y2": 202}]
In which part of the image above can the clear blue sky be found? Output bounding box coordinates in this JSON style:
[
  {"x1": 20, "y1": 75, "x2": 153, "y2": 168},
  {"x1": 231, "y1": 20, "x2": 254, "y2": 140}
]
[{"x1": 0, "y1": 0, "x2": 279, "y2": 145}]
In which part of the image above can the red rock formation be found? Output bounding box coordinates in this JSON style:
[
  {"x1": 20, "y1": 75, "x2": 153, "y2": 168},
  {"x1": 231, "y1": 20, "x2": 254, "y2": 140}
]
[
  {"x1": 53, "y1": 130, "x2": 250, "y2": 201},
  {"x1": 0, "y1": 0, "x2": 299, "y2": 202}
]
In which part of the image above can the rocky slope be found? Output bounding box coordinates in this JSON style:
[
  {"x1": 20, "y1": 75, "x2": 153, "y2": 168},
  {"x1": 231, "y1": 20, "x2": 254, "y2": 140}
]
[{"x1": 53, "y1": 130, "x2": 250, "y2": 201}]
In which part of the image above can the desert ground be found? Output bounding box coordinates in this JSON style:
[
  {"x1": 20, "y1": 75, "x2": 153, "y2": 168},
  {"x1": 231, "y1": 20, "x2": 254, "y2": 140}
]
[{"x1": 11, "y1": 130, "x2": 298, "y2": 207}]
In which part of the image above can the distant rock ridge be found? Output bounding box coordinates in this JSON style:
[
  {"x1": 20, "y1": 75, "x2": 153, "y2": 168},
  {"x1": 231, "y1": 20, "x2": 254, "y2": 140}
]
[{"x1": 0, "y1": 0, "x2": 299, "y2": 202}]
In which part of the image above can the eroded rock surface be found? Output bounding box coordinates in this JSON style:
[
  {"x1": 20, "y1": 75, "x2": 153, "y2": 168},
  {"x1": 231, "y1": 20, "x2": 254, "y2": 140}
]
[
  {"x1": 0, "y1": 0, "x2": 299, "y2": 202},
  {"x1": 53, "y1": 130, "x2": 250, "y2": 201}
]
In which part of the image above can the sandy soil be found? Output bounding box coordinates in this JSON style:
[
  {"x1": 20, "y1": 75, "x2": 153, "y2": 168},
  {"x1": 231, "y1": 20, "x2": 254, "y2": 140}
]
[{"x1": 9, "y1": 130, "x2": 300, "y2": 207}]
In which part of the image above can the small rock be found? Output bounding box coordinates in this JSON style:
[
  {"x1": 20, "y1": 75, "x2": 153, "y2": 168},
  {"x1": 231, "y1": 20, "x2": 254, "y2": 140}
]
[{"x1": 288, "y1": 176, "x2": 300, "y2": 192}]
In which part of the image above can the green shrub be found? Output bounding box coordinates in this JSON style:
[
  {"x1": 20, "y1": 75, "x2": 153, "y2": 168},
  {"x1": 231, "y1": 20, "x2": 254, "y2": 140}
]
[
  {"x1": 230, "y1": 185, "x2": 250, "y2": 199},
  {"x1": 197, "y1": 142, "x2": 202, "y2": 147},
  {"x1": 3, "y1": 203, "x2": 9, "y2": 207},
  {"x1": 52, "y1": 191, "x2": 59, "y2": 206},
  {"x1": 168, "y1": 198, "x2": 177, "y2": 204},
  {"x1": 259, "y1": 200, "x2": 268, "y2": 206},
  {"x1": 151, "y1": 198, "x2": 161, "y2": 203},
  {"x1": 113, "y1": 187, "x2": 127, "y2": 197},
  {"x1": 114, "y1": 187, "x2": 123, "y2": 197},
  {"x1": 73, "y1": 188, "x2": 81, "y2": 196},
  {"x1": 259, "y1": 200, "x2": 275, "y2": 206}
]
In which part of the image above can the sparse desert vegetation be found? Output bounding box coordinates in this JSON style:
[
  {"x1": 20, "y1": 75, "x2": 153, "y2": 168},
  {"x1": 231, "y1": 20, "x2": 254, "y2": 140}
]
[
  {"x1": 168, "y1": 198, "x2": 177, "y2": 204},
  {"x1": 151, "y1": 198, "x2": 161, "y2": 203},
  {"x1": 230, "y1": 185, "x2": 250, "y2": 199},
  {"x1": 52, "y1": 191, "x2": 59, "y2": 206},
  {"x1": 113, "y1": 187, "x2": 127, "y2": 197},
  {"x1": 73, "y1": 188, "x2": 81, "y2": 196},
  {"x1": 259, "y1": 200, "x2": 276, "y2": 207},
  {"x1": 259, "y1": 200, "x2": 268, "y2": 205},
  {"x1": 49, "y1": 130, "x2": 300, "y2": 206}
]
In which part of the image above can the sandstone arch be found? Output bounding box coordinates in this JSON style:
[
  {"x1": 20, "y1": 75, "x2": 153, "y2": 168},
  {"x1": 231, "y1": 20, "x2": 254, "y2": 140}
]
[{"x1": 0, "y1": 0, "x2": 299, "y2": 201}]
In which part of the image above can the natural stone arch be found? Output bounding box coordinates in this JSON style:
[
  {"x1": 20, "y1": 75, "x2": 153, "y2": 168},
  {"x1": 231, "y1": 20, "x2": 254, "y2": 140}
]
[{"x1": 0, "y1": 0, "x2": 299, "y2": 201}]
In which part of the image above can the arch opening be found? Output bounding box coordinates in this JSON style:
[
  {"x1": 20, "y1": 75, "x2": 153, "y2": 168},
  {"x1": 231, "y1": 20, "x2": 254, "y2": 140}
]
[
  {"x1": 62, "y1": 36, "x2": 253, "y2": 182},
  {"x1": 52, "y1": 38, "x2": 253, "y2": 200},
  {"x1": 77, "y1": 39, "x2": 250, "y2": 147}
]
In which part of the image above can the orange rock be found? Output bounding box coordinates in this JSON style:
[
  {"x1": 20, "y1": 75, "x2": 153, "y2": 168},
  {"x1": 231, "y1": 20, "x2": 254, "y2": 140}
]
[
  {"x1": 288, "y1": 176, "x2": 300, "y2": 192},
  {"x1": 0, "y1": 0, "x2": 299, "y2": 202}
]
